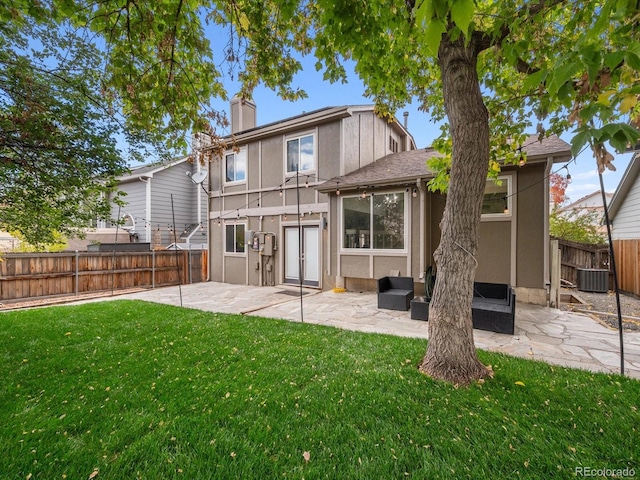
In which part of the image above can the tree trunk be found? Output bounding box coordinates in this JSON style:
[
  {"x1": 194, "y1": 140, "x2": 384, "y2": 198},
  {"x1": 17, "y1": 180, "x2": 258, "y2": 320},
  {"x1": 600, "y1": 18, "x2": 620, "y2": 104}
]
[{"x1": 418, "y1": 33, "x2": 492, "y2": 386}]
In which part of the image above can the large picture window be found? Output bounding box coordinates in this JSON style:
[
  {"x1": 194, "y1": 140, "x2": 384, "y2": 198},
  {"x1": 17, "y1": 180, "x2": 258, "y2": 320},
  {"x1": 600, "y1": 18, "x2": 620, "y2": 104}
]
[
  {"x1": 225, "y1": 224, "x2": 245, "y2": 253},
  {"x1": 225, "y1": 147, "x2": 247, "y2": 183},
  {"x1": 482, "y1": 176, "x2": 511, "y2": 216},
  {"x1": 343, "y1": 192, "x2": 405, "y2": 250},
  {"x1": 286, "y1": 134, "x2": 314, "y2": 173}
]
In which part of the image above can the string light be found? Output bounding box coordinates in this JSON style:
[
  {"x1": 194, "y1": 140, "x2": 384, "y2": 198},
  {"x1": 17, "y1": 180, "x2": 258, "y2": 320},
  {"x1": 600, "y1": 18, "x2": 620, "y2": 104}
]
[
  {"x1": 412, "y1": 188, "x2": 418, "y2": 198},
  {"x1": 361, "y1": 189, "x2": 367, "y2": 198},
  {"x1": 503, "y1": 197, "x2": 509, "y2": 214},
  {"x1": 564, "y1": 165, "x2": 572, "y2": 183}
]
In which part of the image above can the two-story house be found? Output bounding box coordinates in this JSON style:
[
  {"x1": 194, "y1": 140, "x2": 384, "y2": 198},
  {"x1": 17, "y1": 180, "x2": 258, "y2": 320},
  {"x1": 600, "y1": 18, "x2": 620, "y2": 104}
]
[
  {"x1": 207, "y1": 96, "x2": 415, "y2": 288},
  {"x1": 207, "y1": 98, "x2": 572, "y2": 306}
]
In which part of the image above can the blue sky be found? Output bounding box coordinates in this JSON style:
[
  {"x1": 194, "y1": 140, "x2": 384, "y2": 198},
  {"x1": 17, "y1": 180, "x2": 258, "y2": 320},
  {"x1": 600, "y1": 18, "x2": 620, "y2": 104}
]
[{"x1": 207, "y1": 53, "x2": 632, "y2": 204}]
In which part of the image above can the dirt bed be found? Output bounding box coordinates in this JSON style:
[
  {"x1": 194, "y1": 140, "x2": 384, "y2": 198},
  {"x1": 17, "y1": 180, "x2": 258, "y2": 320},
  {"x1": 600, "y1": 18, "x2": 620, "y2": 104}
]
[
  {"x1": 561, "y1": 288, "x2": 640, "y2": 331},
  {"x1": 0, "y1": 288, "x2": 147, "y2": 311}
]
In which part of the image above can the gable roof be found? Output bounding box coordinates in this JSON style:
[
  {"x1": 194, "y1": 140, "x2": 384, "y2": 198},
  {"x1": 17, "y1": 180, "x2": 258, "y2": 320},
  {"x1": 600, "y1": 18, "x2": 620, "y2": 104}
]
[
  {"x1": 558, "y1": 191, "x2": 613, "y2": 213},
  {"x1": 608, "y1": 152, "x2": 640, "y2": 220},
  {"x1": 220, "y1": 105, "x2": 415, "y2": 149},
  {"x1": 318, "y1": 134, "x2": 571, "y2": 192},
  {"x1": 117, "y1": 156, "x2": 190, "y2": 183}
]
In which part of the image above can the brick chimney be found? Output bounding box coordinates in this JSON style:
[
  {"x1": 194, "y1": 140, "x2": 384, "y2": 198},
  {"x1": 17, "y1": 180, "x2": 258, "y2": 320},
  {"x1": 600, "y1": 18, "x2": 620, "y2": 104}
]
[{"x1": 230, "y1": 95, "x2": 256, "y2": 134}]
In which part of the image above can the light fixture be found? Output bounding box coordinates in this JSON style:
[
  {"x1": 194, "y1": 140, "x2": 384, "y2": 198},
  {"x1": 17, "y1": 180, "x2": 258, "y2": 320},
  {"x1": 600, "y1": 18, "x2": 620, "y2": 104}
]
[
  {"x1": 217, "y1": 219, "x2": 221, "y2": 226},
  {"x1": 361, "y1": 190, "x2": 367, "y2": 198},
  {"x1": 412, "y1": 188, "x2": 418, "y2": 198},
  {"x1": 283, "y1": 214, "x2": 288, "y2": 220},
  {"x1": 336, "y1": 182, "x2": 340, "y2": 196},
  {"x1": 503, "y1": 197, "x2": 509, "y2": 214},
  {"x1": 236, "y1": 210, "x2": 240, "y2": 219},
  {"x1": 518, "y1": 154, "x2": 525, "y2": 167},
  {"x1": 279, "y1": 188, "x2": 283, "y2": 196},
  {"x1": 305, "y1": 177, "x2": 309, "y2": 188}
]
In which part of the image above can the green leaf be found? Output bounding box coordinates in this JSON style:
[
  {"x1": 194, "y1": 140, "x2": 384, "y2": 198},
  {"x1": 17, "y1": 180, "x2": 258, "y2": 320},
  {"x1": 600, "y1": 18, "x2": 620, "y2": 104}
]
[
  {"x1": 604, "y1": 51, "x2": 625, "y2": 70},
  {"x1": 450, "y1": 0, "x2": 475, "y2": 38},
  {"x1": 522, "y1": 69, "x2": 547, "y2": 92},
  {"x1": 624, "y1": 52, "x2": 640, "y2": 71},
  {"x1": 547, "y1": 61, "x2": 573, "y2": 96},
  {"x1": 571, "y1": 130, "x2": 592, "y2": 157},
  {"x1": 423, "y1": 18, "x2": 446, "y2": 57}
]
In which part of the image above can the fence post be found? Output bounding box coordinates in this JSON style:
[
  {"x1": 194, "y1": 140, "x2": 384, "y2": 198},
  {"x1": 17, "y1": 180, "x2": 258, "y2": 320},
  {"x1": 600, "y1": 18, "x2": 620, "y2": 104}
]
[
  {"x1": 152, "y1": 249, "x2": 155, "y2": 289},
  {"x1": 74, "y1": 250, "x2": 79, "y2": 295},
  {"x1": 188, "y1": 246, "x2": 192, "y2": 284}
]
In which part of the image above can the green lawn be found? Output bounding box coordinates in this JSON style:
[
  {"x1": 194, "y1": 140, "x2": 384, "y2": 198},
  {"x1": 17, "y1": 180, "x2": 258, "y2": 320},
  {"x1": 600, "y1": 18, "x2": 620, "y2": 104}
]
[{"x1": 0, "y1": 300, "x2": 638, "y2": 479}]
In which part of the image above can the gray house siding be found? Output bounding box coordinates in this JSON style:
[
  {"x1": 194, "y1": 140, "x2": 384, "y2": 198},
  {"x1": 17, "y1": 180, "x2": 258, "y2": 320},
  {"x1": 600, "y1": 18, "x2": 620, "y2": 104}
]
[
  {"x1": 151, "y1": 161, "x2": 202, "y2": 246},
  {"x1": 109, "y1": 159, "x2": 208, "y2": 248},
  {"x1": 110, "y1": 179, "x2": 147, "y2": 235},
  {"x1": 612, "y1": 173, "x2": 640, "y2": 239}
]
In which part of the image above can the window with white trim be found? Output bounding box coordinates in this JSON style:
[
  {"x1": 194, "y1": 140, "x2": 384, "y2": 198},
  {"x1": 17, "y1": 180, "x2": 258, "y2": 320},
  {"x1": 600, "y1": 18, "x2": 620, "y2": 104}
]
[
  {"x1": 286, "y1": 134, "x2": 315, "y2": 173},
  {"x1": 225, "y1": 147, "x2": 247, "y2": 183},
  {"x1": 482, "y1": 176, "x2": 511, "y2": 216},
  {"x1": 225, "y1": 224, "x2": 245, "y2": 253},
  {"x1": 342, "y1": 192, "x2": 405, "y2": 250}
]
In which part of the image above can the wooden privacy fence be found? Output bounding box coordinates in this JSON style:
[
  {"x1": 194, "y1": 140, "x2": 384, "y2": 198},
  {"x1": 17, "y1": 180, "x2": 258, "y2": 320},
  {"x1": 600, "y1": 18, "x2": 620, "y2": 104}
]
[
  {"x1": 556, "y1": 238, "x2": 611, "y2": 288},
  {"x1": 0, "y1": 250, "x2": 208, "y2": 302},
  {"x1": 556, "y1": 238, "x2": 640, "y2": 296},
  {"x1": 613, "y1": 239, "x2": 640, "y2": 297}
]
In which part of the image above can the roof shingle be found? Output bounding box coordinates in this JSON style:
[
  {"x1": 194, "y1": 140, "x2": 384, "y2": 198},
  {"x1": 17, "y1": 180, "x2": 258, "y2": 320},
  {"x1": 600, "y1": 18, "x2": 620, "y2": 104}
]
[{"x1": 318, "y1": 134, "x2": 571, "y2": 192}]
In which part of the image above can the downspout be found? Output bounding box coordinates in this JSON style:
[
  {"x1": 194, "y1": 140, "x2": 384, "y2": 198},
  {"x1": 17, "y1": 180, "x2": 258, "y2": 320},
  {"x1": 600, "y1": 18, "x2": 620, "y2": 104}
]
[
  {"x1": 417, "y1": 178, "x2": 427, "y2": 280},
  {"x1": 543, "y1": 156, "x2": 553, "y2": 289},
  {"x1": 139, "y1": 176, "x2": 151, "y2": 243},
  {"x1": 259, "y1": 215, "x2": 263, "y2": 287}
]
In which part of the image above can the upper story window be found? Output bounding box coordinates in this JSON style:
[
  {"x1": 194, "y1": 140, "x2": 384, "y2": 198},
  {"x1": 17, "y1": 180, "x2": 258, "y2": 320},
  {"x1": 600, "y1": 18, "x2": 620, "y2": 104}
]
[
  {"x1": 342, "y1": 191, "x2": 406, "y2": 250},
  {"x1": 225, "y1": 147, "x2": 247, "y2": 184},
  {"x1": 286, "y1": 133, "x2": 315, "y2": 174},
  {"x1": 482, "y1": 176, "x2": 511, "y2": 217},
  {"x1": 389, "y1": 136, "x2": 399, "y2": 153}
]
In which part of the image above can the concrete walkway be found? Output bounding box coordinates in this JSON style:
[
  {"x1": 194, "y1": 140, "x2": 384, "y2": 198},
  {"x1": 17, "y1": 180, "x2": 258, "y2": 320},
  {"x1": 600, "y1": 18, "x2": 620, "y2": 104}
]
[{"x1": 78, "y1": 282, "x2": 640, "y2": 379}]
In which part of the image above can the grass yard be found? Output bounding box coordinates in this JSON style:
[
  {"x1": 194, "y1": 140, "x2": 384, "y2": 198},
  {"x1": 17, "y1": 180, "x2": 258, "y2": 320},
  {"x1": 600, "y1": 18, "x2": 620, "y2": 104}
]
[{"x1": 0, "y1": 300, "x2": 638, "y2": 479}]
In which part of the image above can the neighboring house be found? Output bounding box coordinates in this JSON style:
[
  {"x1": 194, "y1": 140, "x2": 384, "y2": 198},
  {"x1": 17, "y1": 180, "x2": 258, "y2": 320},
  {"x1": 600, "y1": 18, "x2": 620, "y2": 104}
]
[
  {"x1": 558, "y1": 191, "x2": 613, "y2": 217},
  {"x1": 0, "y1": 230, "x2": 20, "y2": 252},
  {"x1": 608, "y1": 152, "x2": 640, "y2": 239},
  {"x1": 556, "y1": 190, "x2": 613, "y2": 235},
  {"x1": 105, "y1": 157, "x2": 208, "y2": 249},
  {"x1": 207, "y1": 97, "x2": 571, "y2": 306}
]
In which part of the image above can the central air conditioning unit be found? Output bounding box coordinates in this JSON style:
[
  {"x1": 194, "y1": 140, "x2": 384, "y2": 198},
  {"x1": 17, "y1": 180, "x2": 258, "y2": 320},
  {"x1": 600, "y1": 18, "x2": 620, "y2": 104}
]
[{"x1": 576, "y1": 268, "x2": 609, "y2": 293}]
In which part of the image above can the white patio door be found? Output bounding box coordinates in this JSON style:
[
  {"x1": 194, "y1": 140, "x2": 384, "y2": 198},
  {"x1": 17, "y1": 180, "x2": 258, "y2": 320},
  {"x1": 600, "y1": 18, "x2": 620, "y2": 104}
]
[{"x1": 284, "y1": 226, "x2": 320, "y2": 287}]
